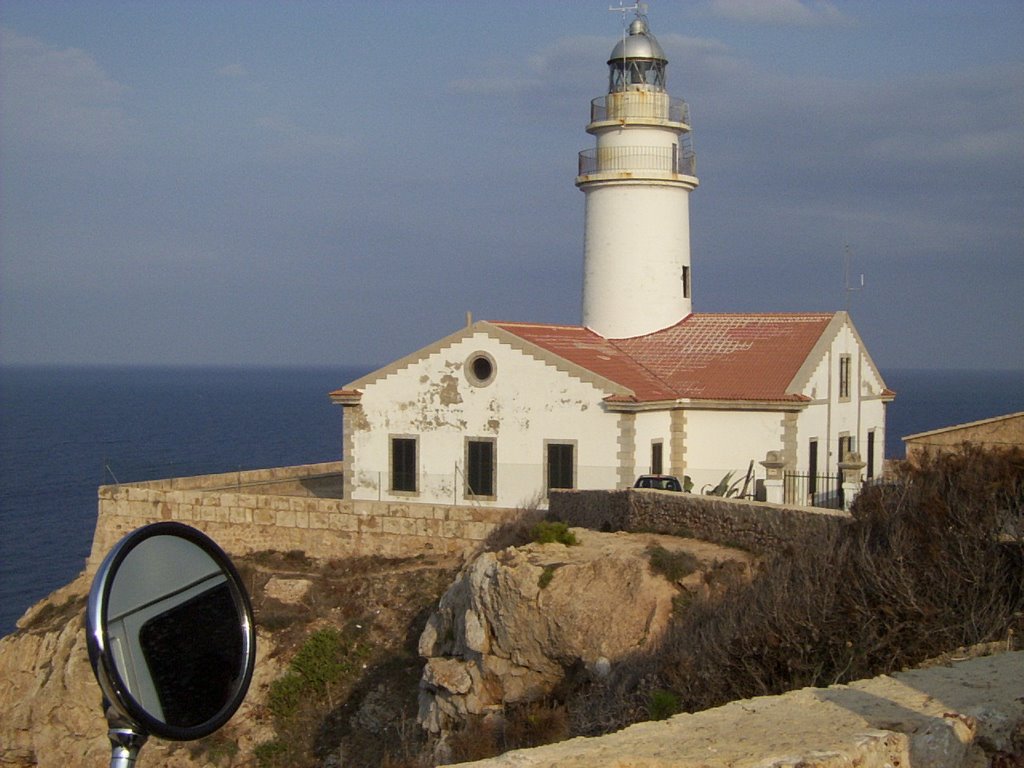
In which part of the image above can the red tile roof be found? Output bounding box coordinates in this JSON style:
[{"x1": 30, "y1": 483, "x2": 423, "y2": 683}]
[{"x1": 493, "y1": 313, "x2": 836, "y2": 403}]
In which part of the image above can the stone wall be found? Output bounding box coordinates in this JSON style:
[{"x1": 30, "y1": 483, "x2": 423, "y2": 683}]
[
  {"x1": 89, "y1": 462, "x2": 523, "y2": 571},
  {"x1": 904, "y1": 412, "x2": 1024, "y2": 463},
  {"x1": 550, "y1": 488, "x2": 849, "y2": 553},
  {"x1": 91, "y1": 465, "x2": 850, "y2": 571}
]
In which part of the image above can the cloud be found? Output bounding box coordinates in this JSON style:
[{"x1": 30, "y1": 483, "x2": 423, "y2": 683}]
[
  {"x1": 706, "y1": 0, "x2": 851, "y2": 26},
  {"x1": 0, "y1": 26, "x2": 133, "y2": 154}
]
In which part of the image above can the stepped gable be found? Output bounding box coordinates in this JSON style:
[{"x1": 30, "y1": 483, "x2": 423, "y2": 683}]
[{"x1": 494, "y1": 312, "x2": 835, "y2": 403}]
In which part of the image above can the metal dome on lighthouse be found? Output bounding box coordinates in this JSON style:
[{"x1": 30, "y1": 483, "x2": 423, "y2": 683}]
[{"x1": 577, "y1": 8, "x2": 699, "y2": 339}]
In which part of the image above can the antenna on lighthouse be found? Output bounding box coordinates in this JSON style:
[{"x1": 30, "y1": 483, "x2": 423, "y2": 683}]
[
  {"x1": 843, "y1": 244, "x2": 864, "y2": 311},
  {"x1": 609, "y1": 2, "x2": 647, "y2": 39}
]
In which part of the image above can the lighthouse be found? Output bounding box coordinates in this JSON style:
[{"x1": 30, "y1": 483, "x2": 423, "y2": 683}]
[{"x1": 577, "y1": 13, "x2": 699, "y2": 339}]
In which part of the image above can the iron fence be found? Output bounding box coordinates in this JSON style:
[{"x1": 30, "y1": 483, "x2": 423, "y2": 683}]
[{"x1": 784, "y1": 471, "x2": 844, "y2": 509}]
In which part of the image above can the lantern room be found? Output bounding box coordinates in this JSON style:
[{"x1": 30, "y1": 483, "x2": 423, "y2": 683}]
[{"x1": 607, "y1": 17, "x2": 667, "y2": 93}]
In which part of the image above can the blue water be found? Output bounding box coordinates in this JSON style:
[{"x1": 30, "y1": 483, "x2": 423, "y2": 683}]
[
  {"x1": 1, "y1": 366, "x2": 1022, "y2": 637},
  {"x1": 0, "y1": 366, "x2": 369, "y2": 637}
]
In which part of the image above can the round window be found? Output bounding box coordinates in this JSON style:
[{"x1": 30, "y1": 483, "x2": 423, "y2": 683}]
[{"x1": 466, "y1": 352, "x2": 496, "y2": 386}]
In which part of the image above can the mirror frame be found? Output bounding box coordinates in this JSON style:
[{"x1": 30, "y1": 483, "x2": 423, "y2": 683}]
[{"x1": 86, "y1": 521, "x2": 256, "y2": 741}]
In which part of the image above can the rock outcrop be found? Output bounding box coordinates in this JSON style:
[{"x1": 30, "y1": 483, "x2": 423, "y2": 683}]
[
  {"x1": 417, "y1": 529, "x2": 753, "y2": 734},
  {"x1": 0, "y1": 575, "x2": 110, "y2": 768}
]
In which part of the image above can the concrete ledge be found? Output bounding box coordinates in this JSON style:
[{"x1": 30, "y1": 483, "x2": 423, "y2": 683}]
[{"x1": 456, "y1": 651, "x2": 1024, "y2": 767}]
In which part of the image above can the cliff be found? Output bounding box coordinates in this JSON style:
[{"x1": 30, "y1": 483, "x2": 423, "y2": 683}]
[{"x1": 3, "y1": 572, "x2": 1020, "y2": 768}]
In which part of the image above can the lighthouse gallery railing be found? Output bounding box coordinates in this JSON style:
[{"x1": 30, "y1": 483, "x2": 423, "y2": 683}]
[
  {"x1": 589, "y1": 95, "x2": 691, "y2": 124},
  {"x1": 578, "y1": 145, "x2": 697, "y2": 177}
]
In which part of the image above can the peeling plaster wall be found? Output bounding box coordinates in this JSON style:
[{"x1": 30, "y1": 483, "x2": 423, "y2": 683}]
[{"x1": 349, "y1": 333, "x2": 621, "y2": 507}]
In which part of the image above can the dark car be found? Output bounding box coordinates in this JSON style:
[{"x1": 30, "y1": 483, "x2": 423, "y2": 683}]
[{"x1": 633, "y1": 474, "x2": 684, "y2": 492}]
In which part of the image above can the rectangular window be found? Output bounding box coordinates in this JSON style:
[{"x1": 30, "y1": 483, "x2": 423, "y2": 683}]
[
  {"x1": 546, "y1": 442, "x2": 575, "y2": 491},
  {"x1": 651, "y1": 441, "x2": 663, "y2": 475},
  {"x1": 466, "y1": 439, "x2": 496, "y2": 498},
  {"x1": 808, "y1": 439, "x2": 819, "y2": 496},
  {"x1": 866, "y1": 430, "x2": 876, "y2": 480},
  {"x1": 391, "y1": 437, "x2": 417, "y2": 493},
  {"x1": 681, "y1": 265, "x2": 691, "y2": 299},
  {"x1": 839, "y1": 354, "x2": 852, "y2": 400}
]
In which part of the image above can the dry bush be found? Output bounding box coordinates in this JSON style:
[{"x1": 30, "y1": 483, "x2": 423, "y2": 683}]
[
  {"x1": 481, "y1": 497, "x2": 548, "y2": 551},
  {"x1": 447, "y1": 702, "x2": 570, "y2": 763},
  {"x1": 569, "y1": 445, "x2": 1024, "y2": 736}
]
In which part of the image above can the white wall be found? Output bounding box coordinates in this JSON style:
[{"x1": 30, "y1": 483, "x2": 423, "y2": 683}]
[
  {"x1": 632, "y1": 410, "x2": 674, "y2": 477},
  {"x1": 348, "y1": 332, "x2": 621, "y2": 507},
  {"x1": 794, "y1": 321, "x2": 889, "y2": 478},
  {"x1": 684, "y1": 409, "x2": 784, "y2": 493}
]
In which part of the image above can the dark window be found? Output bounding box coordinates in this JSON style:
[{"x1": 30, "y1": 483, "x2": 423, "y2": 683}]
[
  {"x1": 651, "y1": 442, "x2": 663, "y2": 475},
  {"x1": 866, "y1": 430, "x2": 875, "y2": 479},
  {"x1": 839, "y1": 355, "x2": 852, "y2": 399},
  {"x1": 472, "y1": 356, "x2": 492, "y2": 382},
  {"x1": 681, "y1": 265, "x2": 690, "y2": 299},
  {"x1": 391, "y1": 437, "x2": 417, "y2": 493},
  {"x1": 547, "y1": 443, "x2": 574, "y2": 490},
  {"x1": 808, "y1": 439, "x2": 819, "y2": 496},
  {"x1": 467, "y1": 440, "x2": 495, "y2": 497},
  {"x1": 467, "y1": 353, "x2": 495, "y2": 386}
]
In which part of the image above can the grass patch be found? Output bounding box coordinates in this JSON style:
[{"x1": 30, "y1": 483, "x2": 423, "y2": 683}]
[{"x1": 530, "y1": 521, "x2": 578, "y2": 546}]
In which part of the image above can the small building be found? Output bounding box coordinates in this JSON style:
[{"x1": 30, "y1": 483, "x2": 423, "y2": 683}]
[
  {"x1": 903, "y1": 412, "x2": 1024, "y2": 463},
  {"x1": 331, "y1": 12, "x2": 892, "y2": 509}
]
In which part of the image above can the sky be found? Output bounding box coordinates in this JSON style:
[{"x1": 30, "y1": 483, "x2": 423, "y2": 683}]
[{"x1": 1, "y1": 1, "x2": 1022, "y2": 372}]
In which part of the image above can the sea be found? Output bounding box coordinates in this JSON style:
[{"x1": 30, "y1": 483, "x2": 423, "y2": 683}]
[{"x1": 1, "y1": 365, "x2": 1022, "y2": 637}]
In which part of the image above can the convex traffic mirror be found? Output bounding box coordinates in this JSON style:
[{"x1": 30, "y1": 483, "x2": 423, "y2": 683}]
[{"x1": 86, "y1": 522, "x2": 256, "y2": 763}]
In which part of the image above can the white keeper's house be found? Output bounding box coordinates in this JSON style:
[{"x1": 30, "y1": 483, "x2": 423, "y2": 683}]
[{"x1": 331, "y1": 13, "x2": 893, "y2": 509}]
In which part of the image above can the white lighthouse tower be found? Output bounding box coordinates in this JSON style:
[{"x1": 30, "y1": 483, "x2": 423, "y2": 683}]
[{"x1": 577, "y1": 12, "x2": 699, "y2": 339}]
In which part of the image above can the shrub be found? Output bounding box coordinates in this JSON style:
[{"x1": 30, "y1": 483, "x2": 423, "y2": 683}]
[
  {"x1": 538, "y1": 565, "x2": 557, "y2": 589},
  {"x1": 448, "y1": 702, "x2": 569, "y2": 763},
  {"x1": 647, "y1": 689, "x2": 679, "y2": 720},
  {"x1": 483, "y1": 496, "x2": 548, "y2": 551},
  {"x1": 267, "y1": 670, "x2": 308, "y2": 719},
  {"x1": 260, "y1": 625, "x2": 372, "y2": 766},
  {"x1": 568, "y1": 445, "x2": 1024, "y2": 737},
  {"x1": 530, "y1": 521, "x2": 578, "y2": 546},
  {"x1": 290, "y1": 627, "x2": 353, "y2": 694},
  {"x1": 646, "y1": 545, "x2": 699, "y2": 582}
]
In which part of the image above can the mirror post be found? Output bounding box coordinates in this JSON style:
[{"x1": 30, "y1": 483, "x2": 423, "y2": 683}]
[{"x1": 106, "y1": 707, "x2": 148, "y2": 768}]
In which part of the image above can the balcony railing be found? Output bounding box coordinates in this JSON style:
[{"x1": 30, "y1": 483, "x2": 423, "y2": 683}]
[
  {"x1": 578, "y1": 145, "x2": 697, "y2": 177},
  {"x1": 590, "y1": 95, "x2": 690, "y2": 125}
]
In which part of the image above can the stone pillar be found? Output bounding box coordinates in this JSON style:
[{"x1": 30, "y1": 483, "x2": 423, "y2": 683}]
[
  {"x1": 838, "y1": 452, "x2": 866, "y2": 511},
  {"x1": 760, "y1": 450, "x2": 787, "y2": 505}
]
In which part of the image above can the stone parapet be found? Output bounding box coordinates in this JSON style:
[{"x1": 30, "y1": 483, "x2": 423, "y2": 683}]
[
  {"x1": 550, "y1": 489, "x2": 848, "y2": 553},
  {"x1": 89, "y1": 462, "x2": 523, "y2": 571}
]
